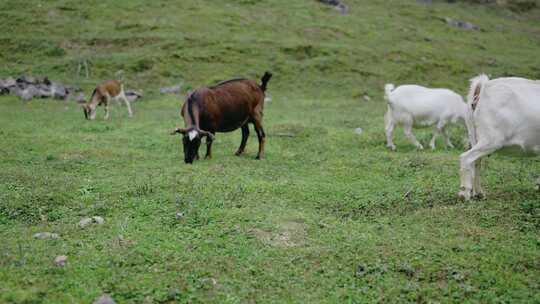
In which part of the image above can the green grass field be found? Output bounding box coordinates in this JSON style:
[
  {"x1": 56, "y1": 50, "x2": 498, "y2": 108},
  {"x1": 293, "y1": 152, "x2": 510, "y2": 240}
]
[{"x1": 1, "y1": 0, "x2": 540, "y2": 303}]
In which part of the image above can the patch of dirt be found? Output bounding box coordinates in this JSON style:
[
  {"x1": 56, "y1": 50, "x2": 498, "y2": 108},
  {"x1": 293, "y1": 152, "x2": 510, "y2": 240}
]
[{"x1": 251, "y1": 220, "x2": 307, "y2": 248}]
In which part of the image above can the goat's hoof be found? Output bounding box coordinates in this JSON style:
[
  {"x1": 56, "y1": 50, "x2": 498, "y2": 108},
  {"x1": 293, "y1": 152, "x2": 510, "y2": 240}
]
[
  {"x1": 255, "y1": 155, "x2": 263, "y2": 160},
  {"x1": 458, "y1": 189, "x2": 472, "y2": 201},
  {"x1": 235, "y1": 151, "x2": 244, "y2": 156},
  {"x1": 473, "y1": 190, "x2": 485, "y2": 200},
  {"x1": 204, "y1": 155, "x2": 212, "y2": 160},
  {"x1": 387, "y1": 145, "x2": 396, "y2": 151}
]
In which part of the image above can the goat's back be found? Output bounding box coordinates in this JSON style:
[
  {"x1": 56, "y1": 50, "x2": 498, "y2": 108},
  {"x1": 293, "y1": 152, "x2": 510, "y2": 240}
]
[
  {"x1": 472, "y1": 77, "x2": 540, "y2": 152},
  {"x1": 388, "y1": 85, "x2": 465, "y2": 117},
  {"x1": 185, "y1": 79, "x2": 265, "y2": 132}
]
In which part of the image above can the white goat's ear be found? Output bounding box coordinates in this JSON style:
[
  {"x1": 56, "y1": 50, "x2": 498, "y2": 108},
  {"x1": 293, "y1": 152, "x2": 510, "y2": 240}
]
[{"x1": 188, "y1": 130, "x2": 198, "y2": 141}]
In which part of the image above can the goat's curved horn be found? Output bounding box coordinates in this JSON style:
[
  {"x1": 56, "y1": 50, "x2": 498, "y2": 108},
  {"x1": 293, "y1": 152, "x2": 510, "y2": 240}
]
[
  {"x1": 198, "y1": 129, "x2": 214, "y2": 140},
  {"x1": 171, "y1": 127, "x2": 188, "y2": 135}
]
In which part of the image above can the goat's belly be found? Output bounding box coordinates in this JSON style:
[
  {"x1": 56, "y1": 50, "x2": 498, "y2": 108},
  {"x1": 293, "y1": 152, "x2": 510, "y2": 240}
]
[
  {"x1": 216, "y1": 118, "x2": 250, "y2": 133},
  {"x1": 412, "y1": 116, "x2": 437, "y2": 127}
]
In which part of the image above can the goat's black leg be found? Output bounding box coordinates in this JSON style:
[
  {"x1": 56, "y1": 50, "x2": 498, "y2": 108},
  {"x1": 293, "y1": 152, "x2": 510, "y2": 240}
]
[
  {"x1": 235, "y1": 124, "x2": 250, "y2": 156},
  {"x1": 253, "y1": 117, "x2": 265, "y2": 160},
  {"x1": 205, "y1": 132, "x2": 215, "y2": 159}
]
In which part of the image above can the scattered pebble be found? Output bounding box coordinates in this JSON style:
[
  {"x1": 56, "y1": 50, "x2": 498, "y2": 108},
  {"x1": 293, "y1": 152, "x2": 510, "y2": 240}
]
[
  {"x1": 33, "y1": 232, "x2": 59, "y2": 240},
  {"x1": 54, "y1": 255, "x2": 68, "y2": 267},
  {"x1": 175, "y1": 212, "x2": 184, "y2": 220},
  {"x1": 354, "y1": 128, "x2": 363, "y2": 135},
  {"x1": 362, "y1": 95, "x2": 371, "y2": 102},
  {"x1": 79, "y1": 216, "x2": 105, "y2": 228},
  {"x1": 445, "y1": 17, "x2": 478, "y2": 30},
  {"x1": 78, "y1": 217, "x2": 93, "y2": 228},
  {"x1": 93, "y1": 294, "x2": 116, "y2": 304},
  {"x1": 92, "y1": 216, "x2": 105, "y2": 225},
  {"x1": 160, "y1": 84, "x2": 182, "y2": 94}
]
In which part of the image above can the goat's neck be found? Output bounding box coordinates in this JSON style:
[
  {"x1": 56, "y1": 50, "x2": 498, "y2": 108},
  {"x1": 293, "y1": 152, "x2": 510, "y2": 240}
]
[{"x1": 185, "y1": 98, "x2": 201, "y2": 130}]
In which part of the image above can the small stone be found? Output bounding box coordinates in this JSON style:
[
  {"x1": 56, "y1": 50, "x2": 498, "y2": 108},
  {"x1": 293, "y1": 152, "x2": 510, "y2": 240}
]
[
  {"x1": 54, "y1": 255, "x2": 68, "y2": 267},
  {"x1": 175, "y1": 212, "x2": 184, "y2": 220},
  {"x1": 33, "y1": 232, "x2": 59, "y2": 240},
  {"x1": 93, "y1": 294, "x2": 116, "y2": 304},
  {"x1": 92, "y1": 216, "x2": 105, "y2": 225},
  {"x1": 79, "y1": 217, "x2": 93, "y2": 228},
  {"x1": 362, "y1": 95, "x2": 371, "y2": 102},
  {"x1": 160, "y1": 84, "x2": 182, "y2": 94},
  {"x1": 354, "y1": 128, "x2": 363, "y2": 135}
]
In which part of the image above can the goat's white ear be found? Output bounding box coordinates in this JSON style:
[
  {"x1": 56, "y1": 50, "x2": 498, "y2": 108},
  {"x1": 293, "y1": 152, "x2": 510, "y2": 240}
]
[{"x1": 188, "y1": 130, "x2": 198, "y2": 141}]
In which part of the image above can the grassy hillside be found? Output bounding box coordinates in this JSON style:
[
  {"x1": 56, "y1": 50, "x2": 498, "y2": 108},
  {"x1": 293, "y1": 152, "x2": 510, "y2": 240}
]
[
  {"x1": 1, "y1": 0, "x2": 539, "y2": 96},
  {"x1": 1, "y1": 1, "x2": 539, "y2": 303}
]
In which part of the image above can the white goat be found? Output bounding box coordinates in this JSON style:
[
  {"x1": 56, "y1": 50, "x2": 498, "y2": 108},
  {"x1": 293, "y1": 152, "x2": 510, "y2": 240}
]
[
  {"x1": 384, "y1": 84, "x2": 468, "y2": 150},
  {"x1": 459, "y1": 75, "x2": 540, "y2": 200}
]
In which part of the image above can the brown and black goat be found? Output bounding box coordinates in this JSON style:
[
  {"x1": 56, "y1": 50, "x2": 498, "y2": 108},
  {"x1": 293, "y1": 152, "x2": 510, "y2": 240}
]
[
  {"x1": 171, "y1": 72, "x2": 272, "y2": 164},
  {"x1": 82, "y1": 80, "x2": 133, "y2": 120}
]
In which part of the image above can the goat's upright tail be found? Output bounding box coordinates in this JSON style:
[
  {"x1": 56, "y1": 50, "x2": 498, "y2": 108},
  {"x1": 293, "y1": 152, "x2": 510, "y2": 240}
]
[
  {"x1": 260, "y1": 71, "x2": 273, "y2": 92},
  {"x1": 384, "y1": 83, "x2": 395, "y2": 102},
  {"x1": 465, "y1": 74, "x2": 489, "y2": 146}
]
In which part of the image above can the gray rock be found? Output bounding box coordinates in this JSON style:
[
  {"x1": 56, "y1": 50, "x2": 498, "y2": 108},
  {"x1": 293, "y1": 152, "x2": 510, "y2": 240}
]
[
  {"x1": 363, "y1": 95, "x2": 371, "y2": 102},
  {"x1": 50, "y1": 82, "x2": 67, "y2": 99},
  {"x1": 17, "y1": 75, "x2": 38, "y2": 84},
  {"x1": 317, "y1": 0, "x2": 348, "y2": 14},
  {"x1": 18, "y1": 85, "x2": 41, "y2": 101},
  {"x1": 78, "y1": 217, "x2": 93, "y2": 228},
  {"x1": 93, "y1": 294, "x2": 116, "y2": 304},
  {"x1": 445, "y1": 17, "x2": 478, "y2": 30},
  {"x1": 3, "y1": 77, "x2": 16, "y2": 88},
  {"x1": 54, "y1": 255, "x2": 68, "y2": 267},
  {"x1": 160, "y1": 85, "x2": 182, "y2": 94},
  {"x1": 79, "y1": 216, "x2": 105, "y2": 227},
  {"x1": 354, "y1": 128, "x2": 363, "y2": 135},
  {"x1": 33, "y1": 232, "x2": 59, "y2": 240},
  {"x1": 92, "y1": 216, "x2": 105, "y2": 225}
]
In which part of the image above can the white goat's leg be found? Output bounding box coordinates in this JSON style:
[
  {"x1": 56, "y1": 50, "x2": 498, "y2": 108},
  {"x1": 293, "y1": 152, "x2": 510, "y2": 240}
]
[
  {"x1": 429, "y1": 126, "x2": 441, "y2": 150},
  {"x1": 473, "y1": 159, "x2": 484, "y2": 198},
  {"x1": 442, "y1": 126, "x2": 455, "y2": 149},
  {"x1": 384, "y1": 110, "x2": 396, "y2": 151},
  {"x1": 119, "y1": 88, "x2": 133, "y2": 117},
  {"x1": 459, "y1": 142, "x2": 498, "y2": 200},
  {"x1": 403, "y1": 123, "x2": 423, "y2": 150}
]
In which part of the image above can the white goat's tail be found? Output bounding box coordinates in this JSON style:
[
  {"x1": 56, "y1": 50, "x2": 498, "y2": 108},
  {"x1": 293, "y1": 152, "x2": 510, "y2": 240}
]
[
  {"x1": 465, "y1": 74, "x2": 489, "y2": 146},
  {"x1": 384, "y1": 83, "x2": 395, "y2": 102}
]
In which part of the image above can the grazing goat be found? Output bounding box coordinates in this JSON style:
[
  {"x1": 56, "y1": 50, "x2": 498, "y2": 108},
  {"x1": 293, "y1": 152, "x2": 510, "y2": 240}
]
[
  {"x1": 171, "y1": 72, "x2": 272, "y2": 164},
  {"x1": 384, "y1": 84, "x2": 468, "y2": 150},
  {"x1": 459, "y1": 75, "x2": 540, "y2": 200},
  {"x1": 82, "y1": 80, "x2": 133, "y2": 120}
]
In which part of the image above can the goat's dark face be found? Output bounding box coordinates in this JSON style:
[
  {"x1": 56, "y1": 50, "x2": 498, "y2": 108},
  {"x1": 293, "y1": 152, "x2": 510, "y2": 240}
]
[
  {"x1": 182, "y1": 132, "x2": 202, "y2": 164},
  {"x1": 171, "y1": 127, "x2": 213, "y2": 164}
]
